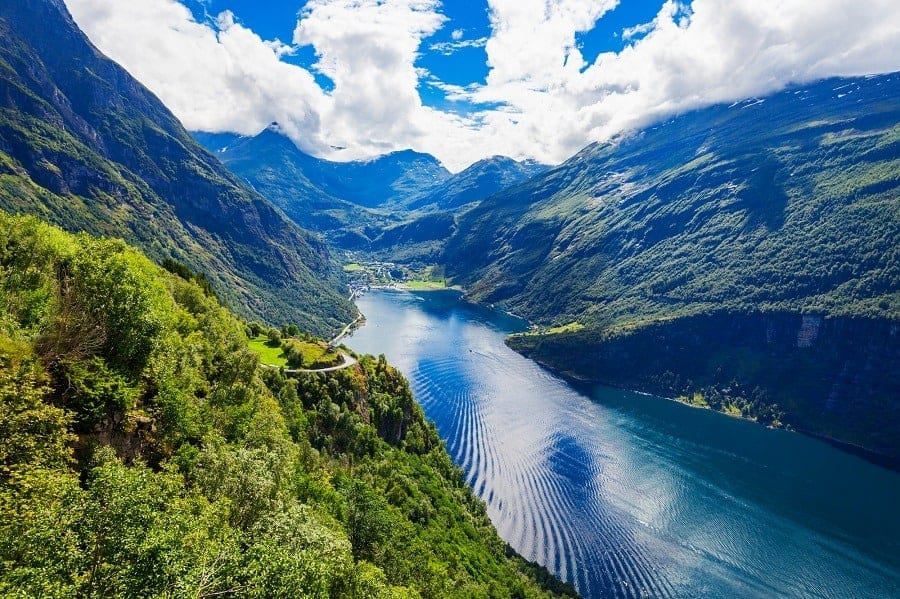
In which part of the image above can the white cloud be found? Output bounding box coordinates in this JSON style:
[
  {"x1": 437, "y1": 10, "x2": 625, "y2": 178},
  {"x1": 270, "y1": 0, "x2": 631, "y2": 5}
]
[
  {"x1": 429, "y1": 36, "x2": 488, "y2": 56},
  {"x1": 453, "y1": 0, "x2": 900, "y2": 165},
  {"x1": 291, "y1": 0, "x2": 447, "y2": 156},
  {"x1": 64, "y1": 0, "x2": 328, "y2": 153},
  {"x1": 621, "y1": 21, "x2": 655, "y2": 42},
  {"x1": 65, "y1": 0, "x2": 900, "y2": 172}
]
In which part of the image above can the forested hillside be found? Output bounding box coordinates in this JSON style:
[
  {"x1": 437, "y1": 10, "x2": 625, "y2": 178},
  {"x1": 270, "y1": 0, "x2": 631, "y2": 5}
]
[
  {"x1": 198, "y1": 125, "x2": 398, "y2": 249},
  {"x1": 0, "y1": 211, "x2": 574, "y2": 597},
  {"x1": 0, "y1": 0, "x2": 352, "y2": 335},
  {"x1": 446, "y1": 74, "x2": 899, "y2": 326}
]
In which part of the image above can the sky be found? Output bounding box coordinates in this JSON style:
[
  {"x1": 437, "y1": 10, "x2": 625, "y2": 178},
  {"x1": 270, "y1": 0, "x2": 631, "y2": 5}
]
[{"x1": 65, "y1": 0, "x2": 900, "y2": 172}]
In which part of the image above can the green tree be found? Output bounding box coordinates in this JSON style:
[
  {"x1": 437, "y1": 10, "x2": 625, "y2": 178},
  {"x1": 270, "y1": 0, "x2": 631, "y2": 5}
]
[
  {"x1": 0, "y1": 337, "x2": 71, "y2": 475},
  {"x1": 342, "y1": 478, "x2": 392, "y2": 563}
]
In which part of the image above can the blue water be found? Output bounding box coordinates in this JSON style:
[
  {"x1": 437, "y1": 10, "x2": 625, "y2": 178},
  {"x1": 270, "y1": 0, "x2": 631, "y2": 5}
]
[{"x1": 346, "y1": 290, "x2": 900, "y2": 598}]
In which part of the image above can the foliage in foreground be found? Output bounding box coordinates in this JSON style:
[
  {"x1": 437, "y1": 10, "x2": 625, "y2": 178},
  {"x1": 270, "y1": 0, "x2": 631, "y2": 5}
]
[{"x1": 0, "y1": 213, "x2": 575, "y2": 598}]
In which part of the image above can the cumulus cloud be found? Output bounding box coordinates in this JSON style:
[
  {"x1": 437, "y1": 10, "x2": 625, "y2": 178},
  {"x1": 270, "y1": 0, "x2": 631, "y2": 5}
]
[
  {"x1": 453, "y1": 0, "x2": 900, "y2": 165},
  {"x1": 65, "y1": 0, "x2": 900, "y2": 171},
  {"x1": 65, "y1": 0, "x2": 327, "y2": 152},
  {"x1": 291, "y1": 0, "x2": 447, "y2": 155},
  {"x1": 571, "y1": 0, "x2": 900, "y2": 141}
]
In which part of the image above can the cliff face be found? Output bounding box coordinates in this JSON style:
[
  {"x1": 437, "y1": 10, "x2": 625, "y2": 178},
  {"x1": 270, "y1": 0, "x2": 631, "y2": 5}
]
[{"x1": 510, "y1": 313, "x2": 900, "y2": 462}]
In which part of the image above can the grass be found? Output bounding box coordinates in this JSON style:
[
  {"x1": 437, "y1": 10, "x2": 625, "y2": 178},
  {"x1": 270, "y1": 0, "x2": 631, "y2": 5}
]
[
  {"x1": 286, "y1": 340, "x2": 340, "y2": 368},
  {"x1": 248, "y1": 336, "x2": 287, "y2": 367},
  {"x1": 544, "y1": 322, "x2": 585, "y2": 335},
  {"x1": 406, "y1": 279, "x2": 446, "y2": 290},
  {"x1": 343, "y1": 263, "x2": 364, "y2": 272},
  {"x1": 514, "y1": 321, "x2": 584, "y2": 337},
  {"x1": 677, "y1": 392, "x2": 709, "y2": 408},
  {"x1": 248, "y1": 336, "x2": 341, "y2": 369},
  {"x1": 723, "y1": 404, "x2": 744, "y2": 417}
]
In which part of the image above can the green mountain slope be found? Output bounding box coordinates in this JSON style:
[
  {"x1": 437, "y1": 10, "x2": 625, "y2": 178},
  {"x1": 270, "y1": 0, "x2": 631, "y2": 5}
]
[
  {"x1": 445, "y1": 73, "x2": 900, "y2": 461},
  {"x1": 447, "y1": 74, "x2": 899, "y2": 324},
  {"x1": 0, "y1": 0, "x2": 352, "y2": 335},
  {"x1": 0, "y1": 210, "x2": 575, "y2": 597}
]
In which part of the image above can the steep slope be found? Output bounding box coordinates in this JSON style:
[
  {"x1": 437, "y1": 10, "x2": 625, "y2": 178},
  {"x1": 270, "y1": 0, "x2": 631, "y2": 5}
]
[
  {"x1": 445, "y1": 73, "x2": 900, "y2": 461},
  {"x1": 0, "y1": 0, "x2": 352, "y2": 335},
  {"x1": 407, "y1": 155, "x2": 548, "y2": 211},
  {"x1": 190, "y1": 131, "x2": 243, "y2": 153},
  {"x1": 447, "y1": 74, "x2": 899, "y2": 324},
  {"x1": 334, "y1": 148, "x2": 451, "y2": 208},
  {"x1": 0, "y1": 211, "x2": 575, "y2": 597},
  {"x1": 360, "y1": 157, "x2": 547, "y2": 261}
]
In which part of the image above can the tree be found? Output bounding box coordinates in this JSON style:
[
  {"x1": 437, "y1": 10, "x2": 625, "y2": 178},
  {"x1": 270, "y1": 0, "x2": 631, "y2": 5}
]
[
  {"x1": 341, "y1": 478, "x2": 392, "y2": 562},
  {"x1": 0, "y1": 338, "x2": 72, "y2": 475}
]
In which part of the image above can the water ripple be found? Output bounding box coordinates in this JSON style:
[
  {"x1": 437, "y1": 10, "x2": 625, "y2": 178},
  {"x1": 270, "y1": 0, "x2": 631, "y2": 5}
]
[{"x1": 348, "y1": 291, "x2": 900, "y2": 598}]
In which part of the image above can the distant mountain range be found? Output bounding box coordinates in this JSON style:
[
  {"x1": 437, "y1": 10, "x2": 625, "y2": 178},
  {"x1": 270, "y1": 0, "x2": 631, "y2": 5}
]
[
  {"x1": 0, "y1": 0, "x2": 353, "y2": 335},
  {"x1": 197, "y1": 123, "x2": 450, "y2": 209},
  {"x1": 194, "y1": 125, "x2": 547, "y2": 249},
  {"x1": 406, "y1": 156, "x2": 547, "y2": 211}
]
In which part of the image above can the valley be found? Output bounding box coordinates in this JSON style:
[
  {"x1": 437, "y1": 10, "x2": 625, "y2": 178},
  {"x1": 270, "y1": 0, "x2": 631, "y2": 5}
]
[
  {"x1": 1, "y1": 0, "x2": 898, "y2": 596},
  {"x1": 220, "y1": 73, "x2": 899, "y2": 467}
]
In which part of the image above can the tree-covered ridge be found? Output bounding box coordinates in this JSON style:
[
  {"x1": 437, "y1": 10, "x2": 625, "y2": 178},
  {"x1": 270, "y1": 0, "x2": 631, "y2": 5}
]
[
  {"x1": 0, "y1": 212, "x2": 575, "y2": 598},
  {"x1": 445, "y1": 73, "x2": 900, "y2": 328},
  {"x1": 0, "y1": 0, "x2": 352, "y2": 335}
]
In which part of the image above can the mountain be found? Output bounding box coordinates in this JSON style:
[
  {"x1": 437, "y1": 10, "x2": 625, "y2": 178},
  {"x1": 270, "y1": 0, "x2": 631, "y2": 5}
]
[
  {"x1": 334, "y1": 148, "x2": 451, "y2": 208},
  {"x1": 198, "y1": 125, "x2": 451, "y2": 210},
  {"x1": 194, "y1": 124, "x2": 397, "y2": 247},
  {"x1": 445, "y1": 73, "x2": 900, "y2": 461},
  {"x1": 190, "y1": 131, "x2": 243, "y2": 153},
  {"x1": 406, "y1": 155, "x2": 548, "y2": 211},
  {"x1": 0, "y1": 0, "x2": 352, "y2": 336},
  {"x1": 447, "y1": 74, "x2": 899, "y2": 323},
  {"x1": 360, "y1": 156, "x2": 547, "y2": 260},
  {"x1": 197, "y1": 128, "x2": 545, "y2": 255}
]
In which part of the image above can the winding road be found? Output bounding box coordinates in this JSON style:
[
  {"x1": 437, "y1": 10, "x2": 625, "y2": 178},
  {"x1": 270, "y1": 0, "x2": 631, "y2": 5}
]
[
  {"x1": 283, "y1": 351, "x2": 358, "y2": 374},
  {"x1": 259, "y1": 308, "x2": 365, "y2": 375}
]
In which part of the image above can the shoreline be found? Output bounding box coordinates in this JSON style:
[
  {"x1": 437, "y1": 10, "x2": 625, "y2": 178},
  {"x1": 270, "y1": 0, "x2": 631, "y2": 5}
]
[
  {"x1": 369, "y1": 282, "x2": 464, "y2": 292},
  {"x1": 354, "y1": 287, "x2": 900, "y2": 473},
  {"x1": 520, "y1": 351, "x2": 900, "y2": 474}
]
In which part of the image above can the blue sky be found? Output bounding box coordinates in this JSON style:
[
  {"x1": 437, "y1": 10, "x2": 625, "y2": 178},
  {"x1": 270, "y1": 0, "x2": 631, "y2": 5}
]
[
  {"x1": 67, "y1": 0, "x2": 900, "y2": 170},
  {"x1": 177, "y1": 0, "x2": 667, "y2": 114}
]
